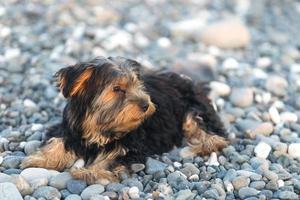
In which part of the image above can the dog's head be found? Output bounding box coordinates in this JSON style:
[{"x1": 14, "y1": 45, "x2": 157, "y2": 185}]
[{"x1": 55, "y1": 57, "x2": 156, "y2": 145}]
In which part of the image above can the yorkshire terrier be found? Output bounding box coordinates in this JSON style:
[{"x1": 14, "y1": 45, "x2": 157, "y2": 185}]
[{"x1": 21, "y1": 57, "x2": 227, "y2": 184}]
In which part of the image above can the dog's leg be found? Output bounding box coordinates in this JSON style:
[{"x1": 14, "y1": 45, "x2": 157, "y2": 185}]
[
  {"x1": 20, "y1": 138, "x2": 77, "y2": 171},
  {"x1": 182, "y1": 112, "x2": 228, "y2": 156},
  {"x1": 70, "y1": 145, "x2": 127, "y2": 184}
]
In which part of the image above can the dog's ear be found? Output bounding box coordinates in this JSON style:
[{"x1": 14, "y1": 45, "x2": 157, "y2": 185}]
[{"x1": 55, "y1": 65, "x2": 94, "y2": 98}]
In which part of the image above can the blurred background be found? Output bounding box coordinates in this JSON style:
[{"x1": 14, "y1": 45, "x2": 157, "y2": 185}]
[{"x1": 1, "y1": 0, "x2": 300, "y2": 135}]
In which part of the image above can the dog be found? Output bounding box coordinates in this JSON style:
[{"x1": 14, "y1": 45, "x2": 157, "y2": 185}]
[{"x1": 21, "y1": 56, "x2": 227, "y2": 184}]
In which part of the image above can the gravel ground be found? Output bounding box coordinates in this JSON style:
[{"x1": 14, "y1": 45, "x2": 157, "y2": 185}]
[{"x1": 1, "y1": 0, "x2": 300, "y2": 200}]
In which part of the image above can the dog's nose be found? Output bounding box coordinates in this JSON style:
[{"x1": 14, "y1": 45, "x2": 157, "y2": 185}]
[{"x1": 139, "y1": 101, "x2": 149, "y2": 112}]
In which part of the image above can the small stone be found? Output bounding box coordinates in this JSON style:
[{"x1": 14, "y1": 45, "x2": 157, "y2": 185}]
[
  {"x1": 250, "y1": 181, "x2": 266, "y2": 190},
  {"x1": 265, "y1": 75, "x2": 288, "y2": 96},
  {"x1": 179, "y1": 147, "x2": 195, "y2": 158},
  {"x1": 0, "y1": 173, "x2": 12, "y2": 183},
  {"x1": 81, "y1": 184, "x2": 105, "y2": 200},
  {"x1": 66, "y1": 180, "x2": 87, "y2": 194},
  {"x1": 65, "y1": 194, "x2": 81, "y2": 200},
  {"x1": 72, "y1": 159, "x2": 85, "y2": 168},
  {"x1": 256, "y1": 57, "x2": 272, "y2": 68},
  {"x1": 205, "y1": 152, "x2": 219, "y2": 166},
  {"x1": 0, "y1": 182, "x2": 23, "y2": 200},
  {"x1": 188, "y1": 174, "x2": 199, "y2": 181},
  {"x1": 157, "y1": 183, "x2": 173, "y2": 197},
  {"x1": 23, "y1": 99, "x2": 38, "y2": 112},
  {"x1": 130, "y1": 164, "x2": 145, "y2": 173},
  {"x1": 0, "y1": 156, "x2": 3, "y2": 165},
  {"x1": 269, "y1": 106, "x2": 281, "y2": 124},
  {"x1": 201, "y1": 19, "x2": 250, "y2": 48},
  {"x1": 128, "y1": 186, "x2": 139, "y2": 199},
  {"x1": 222, "y1": 58, "x2": 239, "y2": 70},
  {"x1": 238, "y1": 187, "x2": 259, "y2": 199},
  {"x1": 232, "y1": 176, "x2": 250, "y2": 190},
  {"x1": 180, "y1": 163, "x2": 200, "y2": 177},
  {"x1": 210, "y1": 81, "x2": 231, "y2": 96},
  {"x1": 145, "y1": 158, "x2": 168, "y2": 175},
  {"x1": 2, "y1": 156, "x2": 23, "y2": 168},
  {"x1": 230, "y1": 88, "x2": 253, "y2": 108},
  {"x1": 31, "y1": 124, "x2": 43, "y2": 132},
  {"x1": 254, "y1": 142, "x2": 272, "y2": 159},
  {"x1": 278, "y1": 191, "x2": 298, "y2": 200},
  {"x1": 49, "y1": 172, "x2": 72, "y2": 190},
  {"x1": 277, "y1": 179, "x2": 284, "y2": 188},
  {"x1": 32, "y1": 186, "x2": 61, "y2": 200},
  {"x1": 288, "y1": 143, "x2": 300, "y2": 158},
  {"x1": 174, "y1": 189, "x2": 196, "y2": 200},
  {"x1": 24, "y1": 140, "x2": 41, "y2": 155},
  {"x1": 237, "y1": 120, "x2": 273, "y2": 138},
  {"x1": 20, "y1": 168, "x2": 52, "y2": 183},
  {"x1": 280, "y1": 112, "x2": 298, "y2": 123}
]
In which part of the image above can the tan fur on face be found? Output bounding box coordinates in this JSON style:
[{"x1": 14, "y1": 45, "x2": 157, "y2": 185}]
[
  {"x1": 183, "y1": 112, "x2": 228, "y2": 156},
  {"x1": 70, "y1": 145, "x2": 127, "y2": 184},
  {"x1": 20, "y1": 138, "x2": 77, "y2": 170},
  {"x1": 81, "y1": 74, "x2": 156, "y2": 146}
]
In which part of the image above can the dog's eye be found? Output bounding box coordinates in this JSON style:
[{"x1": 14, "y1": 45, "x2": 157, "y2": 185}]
[{"x1": 113, "y1": 86, "x2": 125, "y2": 93}]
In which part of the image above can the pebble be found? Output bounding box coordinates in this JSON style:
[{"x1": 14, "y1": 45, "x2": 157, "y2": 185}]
[
  {"x1": 0, "y1": 182, "x2": 23, "y2": 200},
  {"x1": 237, "y1": 120, "x2": 274, "y2": 138},
  {"x1": 81, "y1": 184, "x2": 105, "y2": 200},
  {"x1": 24, "y1": 140, "x2": 41, "y2": 155},
  {"x1": 201, "y1": 19, "x2": 250, "y2": 48},
  {"x1": 280, "y1": 112, "x2": 298, "y2": 123},
  {"x1": 210, "y1": 81, "x2": 231, "y2": 96},
  {"x1": 20, "y1": 168, "x2": 53, "y2": 183},
  {"x1": 65, "y1": 194, "x2": 82, "y2": 200},
  {"x1": 66, "y1": 180, "x2": 87, "y2": 194},
  {"x1": 174, "y1": 189, "x2": 196, "y2": 200},
  {"x1": 278, "y1": 191, "x2": 299, "y2": 200},
  {"x1": 238, "y1": 187, "x2": 259, "y2": 199},
  {"x1": 254, "y1": 142, "x2": 272, "y2": 159},
  {"x1": 269, "y1": 106, "x2": 281, "y2": 124},
  {"x1": 2, "y1": 156, "x2": 23, "y2": 168},
  {"x1": 232, "y1": 176, "x2": 250, "y2": 190},
  {"x1": 145, "y1": 158, "x2": 168, "y2": 175},
  {"x1": 32, "y1": 186, "x2": 61, "y2": 200},
  {"x1": 128, "y1": 186, "x2": 139, "y2": 199},
  {"x1": 288, "y1": 143, "x2": 300, "y2": 158},
  {"x1": 205, "y1": 152, "x2": 219, "y2": 166},
  {"x1": 0, "y1": 172, "x2": 13, "y2": 183},
  {"x1": 49, "y1": 172, "x2": 73, "y2": 190},
  {"x1": 0, "y1": 156, "x2": 3, "y2": 165},
  {"x1": 265, "y1": 75, "x2": 288, "y2": 96},
  {"x1": 230, "y1": 87, "x2": 253, "y2": 108},
  {"x1": 131, "y1": 163, "x2": 145, "y2": 173}
]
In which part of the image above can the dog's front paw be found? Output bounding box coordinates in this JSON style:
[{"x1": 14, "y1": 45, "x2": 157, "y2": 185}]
[
  {"x1": 20, "y1": 155, "x2": 45, "y2": 169},
  {"x1": 70, "y1": 167, "x2": 118, "y2": 185}
]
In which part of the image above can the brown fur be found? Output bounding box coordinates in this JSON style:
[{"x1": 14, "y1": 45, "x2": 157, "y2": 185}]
[
  {"x1": 70, "y1": 67, "x2": 93, "y2": 97},
  {"x1": 183, "y1": 112, "x2": 228, "y2": 156},
  {"x1": 21, "y1": 138, "x2": 77, "y2": 170}
]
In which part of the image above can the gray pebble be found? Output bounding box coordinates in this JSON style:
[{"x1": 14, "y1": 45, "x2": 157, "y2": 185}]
[
  {"x1": 145, "y1": 158, "x2": 168, "y2": 175},
  {"x1": 66, "y1": 180, "x2": 87, "y2": 194},
  {"x1": 81, "y1": 184, "x2": 105, "y2": 200},
  {"x1": 32, "y1": 186, "x2": 61, "y2": 200},
  {"x1": 238, "y1": 187, "x2": 259, "y2": 199}
]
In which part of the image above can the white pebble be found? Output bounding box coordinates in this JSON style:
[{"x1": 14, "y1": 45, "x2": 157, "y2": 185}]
[
  {"x1": 222, "y1": 58, "x2": 239, "y2": 70},
  {"x1": 72, "y1": 159, "x2": 85, "y2": 168},
  {"x1": 269, "y1": 106, "x2": 281, "y2": 124},
  {"x1": 188, "y1": 174, "x2": 199, "y2": 181},
  {"x1": 210, "y1": 81, "x2": 231, "y2": 97},
  {"x1": 277, "y1": 180, "x2": 284, "y2": 188},
  {"x1": 157, "y1": 37, "x2": 171, "y2": 48},
  {"x1": 31, "y1": 123, "x2": 43, "y2": 131},
  {"x1": 288, "y1": 143, "x2": 300, "y2": 158},
  {"x1": 4, "y1": 48, "x2": 21, "y2": 60},
  {"x1": 256, "y1": 57, "x2": 272, "y2": 68},
  {"x1": 19, "y1": 141, "x2": 27, "y2": 149},
  {"x1": 224, "y1": 181, "x2": 234, "y2": 192},
  {"x1": 280, "y1": 112, "x2": 298, "y2": 123},
  {"x1": 128, "y1": 186, "x2": 140, "y2": 199},
  {"x1": 23, "y1": 99, "x2": 37, "y2": 108},
  {"x1": 173, "y1": 162, "x2": 182, "y2": 168},
  {"x1": 262, "y1": 93, "x2": 271, "y2": 104},
  {"x1": 254, "y1": 142, "x2": 271, "y2": 159},
  {"x1": 205, "y1": 152, "x2": 219, "y2": 166}
]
